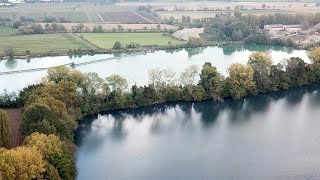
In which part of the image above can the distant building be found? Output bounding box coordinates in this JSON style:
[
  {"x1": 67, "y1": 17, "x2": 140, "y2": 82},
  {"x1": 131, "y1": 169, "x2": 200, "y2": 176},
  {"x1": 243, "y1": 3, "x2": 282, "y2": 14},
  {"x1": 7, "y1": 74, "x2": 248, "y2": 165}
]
[
  {"x1": 264, "y1": 24, "x2": 302, "y2": 32},
  {"x1": 24, "y1": 0, "x2": 62, "y2": 2},
  {"x1": 8, "y1": 0, "x2": 24, "y2": 3},
  {"x1": 264, "y1": 24, "x2": 283, "y2": 31},
  {"x1": 284, "y1": 24, "x2": 302, "y2": 32},
  {"x1": 0, "y1": 2, "x2": 12, "y2": 6}
]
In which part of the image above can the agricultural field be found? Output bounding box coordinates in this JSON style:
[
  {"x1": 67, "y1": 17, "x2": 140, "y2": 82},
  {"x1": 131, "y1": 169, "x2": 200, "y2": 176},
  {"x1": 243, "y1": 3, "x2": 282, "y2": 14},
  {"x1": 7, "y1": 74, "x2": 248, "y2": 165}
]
[
  {"x1": 77, "y1": 33, "x2": 185, "y2": 49},
  {"x1": 120, "y1": 1, "x2": 320, "y2": 20},
  {"x1": 0, "y1": 3, "x2": 137, "y2": 23},
  {"x1": 0, "y1": 33, "x2": 95, "y2": 56},
  {"x1": 0, "y1": 27, "x2": 18, "y2": 36},
  {"x1": 99, "y1": 11, "x2": 160, "y2": 23}
]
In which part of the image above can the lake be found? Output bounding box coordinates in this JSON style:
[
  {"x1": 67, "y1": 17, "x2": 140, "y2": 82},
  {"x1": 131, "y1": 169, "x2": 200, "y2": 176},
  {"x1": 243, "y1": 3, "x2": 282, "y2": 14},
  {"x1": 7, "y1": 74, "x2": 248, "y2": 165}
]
[
  {"x1": 76, "y1": 86, "x2": 320, "y2": 179},
  {"x1": 0, "y1": 45, "x2": 309, "y2": 92}
]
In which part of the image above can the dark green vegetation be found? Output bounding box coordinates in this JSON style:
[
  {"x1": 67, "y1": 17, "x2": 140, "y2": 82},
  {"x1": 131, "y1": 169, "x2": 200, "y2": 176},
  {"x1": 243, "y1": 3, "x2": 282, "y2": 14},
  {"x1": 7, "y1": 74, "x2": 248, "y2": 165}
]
[
  {"x1": 0, "y1": 110, "x2": 10, "y2": 148},
  {"x1": 179, "y1": 12, "x2": 320, "y2": 46}
]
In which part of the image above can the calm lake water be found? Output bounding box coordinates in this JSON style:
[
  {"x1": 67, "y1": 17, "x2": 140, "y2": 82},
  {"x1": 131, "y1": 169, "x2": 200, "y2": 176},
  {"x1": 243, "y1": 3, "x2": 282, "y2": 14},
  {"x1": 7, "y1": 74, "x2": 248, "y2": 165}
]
[
  {"x1": 76, "y1": 86, "x2": 320, "y2": 180},
  {"x1": 0, "y1": 45, "x2": 310, "y2": 92}
]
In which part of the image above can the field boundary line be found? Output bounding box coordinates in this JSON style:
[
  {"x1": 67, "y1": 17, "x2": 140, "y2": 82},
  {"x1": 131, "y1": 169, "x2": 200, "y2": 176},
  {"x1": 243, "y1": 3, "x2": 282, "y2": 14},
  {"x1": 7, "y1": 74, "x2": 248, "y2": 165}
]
[
  {"x1": 96, "y1": 12, "x2": 105, "y2": 22},
  {"x1": 131, "y1": 11, "x2": 154, "y2": 23},
  {"x1": 148, "y1": 13, "x2": 161, "y2": 23},
  {"x1": 72, "y1": 33, "x2": 102, "y2": 50}
]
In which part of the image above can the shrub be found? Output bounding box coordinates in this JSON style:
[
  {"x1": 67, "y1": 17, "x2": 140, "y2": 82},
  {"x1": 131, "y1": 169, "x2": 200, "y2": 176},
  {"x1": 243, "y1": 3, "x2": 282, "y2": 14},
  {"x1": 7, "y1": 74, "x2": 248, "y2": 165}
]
[{"x1": 113, "y1": 41, "x2": 122, "y2": 49}]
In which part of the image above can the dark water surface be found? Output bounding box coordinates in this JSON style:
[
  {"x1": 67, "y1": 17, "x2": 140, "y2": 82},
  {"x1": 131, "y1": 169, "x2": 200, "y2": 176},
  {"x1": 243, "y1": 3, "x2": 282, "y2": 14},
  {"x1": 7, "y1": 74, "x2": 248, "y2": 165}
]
[{"x1": 76, "y1": 86, "x2": 320, "y2": 180}]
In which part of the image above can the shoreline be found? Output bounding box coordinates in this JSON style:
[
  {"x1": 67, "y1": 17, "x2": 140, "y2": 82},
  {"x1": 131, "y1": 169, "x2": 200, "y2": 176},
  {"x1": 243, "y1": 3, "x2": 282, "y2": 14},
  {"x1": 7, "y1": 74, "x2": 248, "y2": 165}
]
[{"x1": 0, "y1": 41, "x2": 243, "y2": 60}]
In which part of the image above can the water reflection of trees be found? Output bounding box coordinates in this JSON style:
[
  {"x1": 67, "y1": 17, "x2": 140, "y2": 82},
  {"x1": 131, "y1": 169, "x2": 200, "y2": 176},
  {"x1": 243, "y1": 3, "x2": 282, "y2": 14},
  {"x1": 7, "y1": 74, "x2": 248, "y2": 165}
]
[
  {"x1": 4, "y1": 58, "x2": 18, "y2": 70},
  {"x1": 185, "y1": 47, "x2": 205, "y2": 58},
  {"x1": 163, "y1": 48, "x2": 184, "y2": 55},
  {"x1": 221, "y1": 45, "x2": 290, "y2": 55},
  {"x1": 76, "y1": 85, "x2": 320, "y2": 146}
]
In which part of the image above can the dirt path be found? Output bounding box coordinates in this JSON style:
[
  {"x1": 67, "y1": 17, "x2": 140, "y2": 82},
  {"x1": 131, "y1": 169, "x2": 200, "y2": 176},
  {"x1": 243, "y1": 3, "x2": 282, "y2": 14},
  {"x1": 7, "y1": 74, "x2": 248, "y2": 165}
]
[{"x1": 5, "y1": 108, "x2": 22, "y2": 148}]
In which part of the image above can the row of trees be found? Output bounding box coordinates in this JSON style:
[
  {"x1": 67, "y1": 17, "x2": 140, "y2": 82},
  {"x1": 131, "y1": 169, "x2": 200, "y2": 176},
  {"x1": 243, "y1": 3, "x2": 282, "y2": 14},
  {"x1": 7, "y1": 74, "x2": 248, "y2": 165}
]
[
  {"x1": 19, "y1": 47, "x2": 320, "y2": 117},
  {"x1": 18, "y1": 23, "x2": 66, "y2": 35}
]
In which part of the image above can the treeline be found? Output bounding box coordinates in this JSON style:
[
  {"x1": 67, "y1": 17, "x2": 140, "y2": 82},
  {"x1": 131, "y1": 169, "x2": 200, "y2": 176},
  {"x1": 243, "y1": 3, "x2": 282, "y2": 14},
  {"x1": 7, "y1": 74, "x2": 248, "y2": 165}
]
[
  {"x1": 1, "y1": 48, "x2": 320, "y2": 179},
  {"x1": 177, "y1": 12, "x2": 320, "y2": 44},
  {"x1": 17, "y1": 23, "x2": 66, "y2": 35}
]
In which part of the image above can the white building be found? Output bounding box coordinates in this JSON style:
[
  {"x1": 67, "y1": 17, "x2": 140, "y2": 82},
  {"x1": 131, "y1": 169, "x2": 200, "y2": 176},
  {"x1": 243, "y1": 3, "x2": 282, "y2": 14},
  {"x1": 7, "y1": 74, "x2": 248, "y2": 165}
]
[
  {"x1": 264, "y1": 24, "x2": 302, "y2": 32},
  {"x1": 284, "y1": 24, "x2": 302, "y2": 32},
  {"x1": 264, "y1": 24, "x2": 284, "y2": 31},
  {"x1": 8, "y1": 0, "x2": 24, "y2": 3}
]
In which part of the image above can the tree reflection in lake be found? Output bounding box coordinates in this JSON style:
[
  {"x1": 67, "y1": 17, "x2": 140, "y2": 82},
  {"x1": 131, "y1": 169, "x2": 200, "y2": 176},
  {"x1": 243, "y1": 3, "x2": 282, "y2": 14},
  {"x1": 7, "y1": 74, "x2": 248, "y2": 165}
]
[{"x1": 76, "y1": 85, "x2": 320, "y2": 180}]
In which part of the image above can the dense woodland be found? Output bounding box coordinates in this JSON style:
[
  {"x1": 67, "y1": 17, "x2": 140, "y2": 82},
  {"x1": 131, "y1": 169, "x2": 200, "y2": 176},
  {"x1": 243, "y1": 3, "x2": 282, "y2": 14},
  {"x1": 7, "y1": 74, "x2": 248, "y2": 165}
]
[{"x1": 1, "y1": 47, "x2": 320, "y2": 179}]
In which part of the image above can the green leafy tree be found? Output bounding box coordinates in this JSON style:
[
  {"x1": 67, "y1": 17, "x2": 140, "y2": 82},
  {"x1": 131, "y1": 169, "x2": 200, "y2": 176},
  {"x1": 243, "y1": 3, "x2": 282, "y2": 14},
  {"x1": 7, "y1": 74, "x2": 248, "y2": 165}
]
[
  {"x1": 113, "y1": 41, "x2": 122, "y2": 49},
  {"x1": 198, "y1": 62, "x2": 224, "y2": 101},
  {"x1": 226, "y1": 63, "x2": 256, "y2": 100},
  {"x1": 248, "y1": 51, "x2": 274, "y2": 92},
  {"x1": 106, "y1": 74, "x2": 128, "y2": 92}
]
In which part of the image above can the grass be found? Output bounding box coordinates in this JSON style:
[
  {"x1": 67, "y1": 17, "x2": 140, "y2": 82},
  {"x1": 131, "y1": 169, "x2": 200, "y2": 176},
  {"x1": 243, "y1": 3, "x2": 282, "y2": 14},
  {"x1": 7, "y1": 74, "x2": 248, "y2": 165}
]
[
  {"x1": 0, "y1": 33, "x2": 94, "y2": 56},
  {"x1": 0, "y1": 27, "x2": 18, "y2": 36},
  {"x1": 77, "y1": 33, "x2": 185, "y2": 49}
]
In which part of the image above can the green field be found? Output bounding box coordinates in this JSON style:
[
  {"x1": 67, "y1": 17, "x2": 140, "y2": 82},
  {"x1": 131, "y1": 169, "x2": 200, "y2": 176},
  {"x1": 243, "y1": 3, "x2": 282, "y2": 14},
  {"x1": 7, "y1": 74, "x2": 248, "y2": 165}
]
[
  {"x1": 0, "y1": 27, "x2": 18, "y2": 36},
  {"x1": 78, "y1": 33, "x2": 185, "y2": 49},
  {"x1": 0, "y1": 33, "x2": 94, "y2": 56}
]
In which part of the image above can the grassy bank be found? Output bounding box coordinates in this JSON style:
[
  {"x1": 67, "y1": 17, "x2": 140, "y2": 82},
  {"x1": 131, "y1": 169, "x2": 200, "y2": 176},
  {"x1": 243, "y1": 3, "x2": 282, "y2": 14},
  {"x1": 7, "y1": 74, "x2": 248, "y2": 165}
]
[
  {"x1": 0, "y1": 33, "x2": 95, "y2": 56},
  {"x1": 77, "y1": 33, "x2": 185, "y2": 49},
  {"x1": 0, "y1": 32, "x2": 186, "y2": 57}
]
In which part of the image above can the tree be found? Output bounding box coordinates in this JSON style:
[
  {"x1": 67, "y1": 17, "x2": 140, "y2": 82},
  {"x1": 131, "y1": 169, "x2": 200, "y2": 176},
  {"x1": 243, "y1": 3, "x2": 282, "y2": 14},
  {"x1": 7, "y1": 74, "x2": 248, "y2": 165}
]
[
  {"x1": 148, "y1": 68, "x2": 176, "y2": 89},
  {"x1": 182, "y1": 15, "x2": 186, "y2": 23},
  {"x1": 75, "y1": 23, "x2": 84, "y2": 32},
  {"x1": 24, "y1": 133, "x2": 76, "y2": 180},
  {"x1": 4, "y1": 48, "x2": 15, "y2": 57},
  {"x1": 0, "y1": 146, "x2": 45, "y2": 180},
  {"x1": 226, "y1": 63, "x2": 255, "y2": 100},
  {"x1": 106, "y1": 74, "x2": 128, "y2": 92},
  {"x1": 47, "y1": 66, "x2": 83, "y2": 86},
  {"x1": 12, "y1": 20, "x2": 22, "y2": 28},
  {"x1": 0, "y1": 110, "x2": 10, "y2": 148},
  {"x1": 308, "y1": 47, "x2": 320, "y2": 64},
  {"x1": 21, "y1": 101, "x2": 76, "y2": 141},
  {"x1": 198, "y1": 62, "x2": 224, "y2": 101},
  {"x1": 308, "y1": 47, "x2": 320, "y2": 82},
  {"x1": 285, "y1": 57, "x2": 308, "y2": 87},
  {"x1": 180, "y1": 65, "x2": 199, "y2": 86},
  {"x1": 231, "y1": 30, "x2": 243, "y2": 41},
  {"x1": 248, "y1": 51, "x2": 274, "y2": 92},
  {"x1": 113, "y1": 41, "x2": 122, "y2": 49}
]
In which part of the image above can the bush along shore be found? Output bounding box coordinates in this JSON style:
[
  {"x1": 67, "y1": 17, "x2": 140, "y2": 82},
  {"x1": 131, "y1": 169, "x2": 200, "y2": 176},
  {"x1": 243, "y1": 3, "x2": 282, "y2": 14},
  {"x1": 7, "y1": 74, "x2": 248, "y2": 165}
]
[{"x1": 1, "y1": 48, "x2": 320, "y2": 179}]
